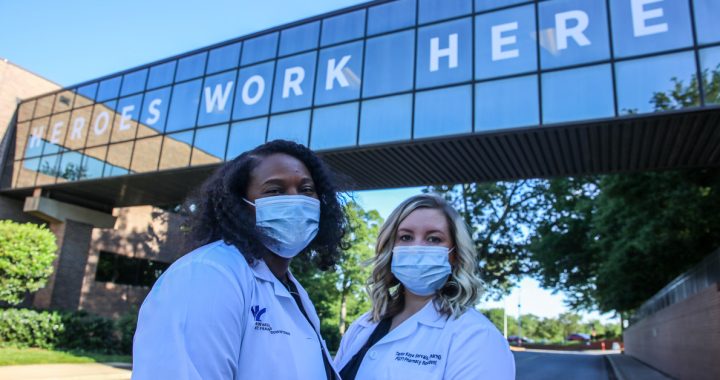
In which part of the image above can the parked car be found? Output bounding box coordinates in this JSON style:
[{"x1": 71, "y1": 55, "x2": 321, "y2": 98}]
[
  {"x1": 507, "y1": 336, "x2": 534, "y2": 345},
  {"x1": 566, "y1": 333, "x2": 591, "y2": 342}
]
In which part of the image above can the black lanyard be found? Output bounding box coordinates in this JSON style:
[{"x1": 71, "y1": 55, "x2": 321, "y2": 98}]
[{"x1": 338, "y1": 317, "x2": 392, "y2": 380}]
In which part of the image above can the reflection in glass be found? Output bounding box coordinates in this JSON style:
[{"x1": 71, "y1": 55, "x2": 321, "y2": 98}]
[
  {"x1": 147, "y1": 61, "x2": 176, "y2": 89},
  {"x1": 414, "y1": 85, "x2": 471, "y2": 139},
  {"x1": 160, "y1": 131, "x2": 194, "y2": 170},
  {"x1": 112, "y1": 95, "x2": 143, "y2": 142},
  {"x1": 27, "y1": 118, "x2": 50, "y2": 158},
  {"x1": 542, "y1": 64, "x2": 614, "y2": 124},
  {"x1": 17, "y1": 158, "x2": 40, "y2": 188},
  {"x1": 34, "y1": 95, "x2": 55, "y2": 118},
  {"x1": 368, "y1": 0, "x2": 416, "y2": 36},
  {"x1": 242, "y1": 33, "x2": 278, "y2": 66},
  {"x1": 45, "y1": 112, "x2": 71, "y2": 155},
  {"x1": 227, "y1": 118, "x2": 267, "y2": 159},
  {"x1": 207, "y1": 42, "x2": 242, "y2": 74},
  {"x1": 198, "y1": 71, "x2": 237, "y2": 126},
  {"x1": 322, "y1": 9, "x2": 365, "y2": 46},
  {"x1": 610, "y1": 0, "x2": 692, "y2": 58},
  {"x1": 66, "y1": 107, "x2": 93, "y2": 151},
  {"x1": 616, "y1": 52, "x2": 698, "y2": 115},
  {"x1": 272, "y1": 52, "x2": 317, "y2": 113},
  {"x1": 192, "y1": 124, "x2": 228, "y2": 166},
  {"x1": 105, "y1": 142, "x2": 133, "y2": 177},
  {"x1": 82, "y1": 146, "x2": 107, "y2": 179},
  {"x1": 131, "y1": 136, "x2": 162, "y2": 173},
  {"x1": 359, "y1": 94, "x2": 412, "y2": 145},
  {"x1": 14, "y1": 122, "x2": 30, "y2": 161},
  {"x1": 167, "y1": 79, "x2": 202, "y2": 132},
  {"x1": 476, "y1": 75, "x2": 538, "y2": 131},
  {"x1": 53, "y1": 90, "x2": 75, "y2": 113},
  {"x1": 700, "y1": 47, "x2": 720, "y2": 105},
  {"x1": 476, "y1": 0, "x2": 529, "y2": 12},
  {"x1": 75, "y1": 83, "x2": 98, "y2": 108},
  {"x1": 176, "y1": 52, "x2": 207, "y2": 82},
  {"x1": 694, "y1": 0, "x2": 720, "y2": 45},
  {"x1": 56, "y1": 151, "x2": 85, "y2": 183},
  {"x1": 280, "y1": 22, "x2": 320, "y2": 56},
  {"x1": 475, "y1": 5, "x2": 537, "y2": 80},
  {"x1": 233, "y1": 62, "x2": 274, "y2": 120},
  {"x1": 139, "y1": 87, "x2": 171, "y2": 136},
  {"x1": 417, "y1": 18, "x2": 472, "y2": 89},
  {"x1": 35, "y1": 154, "x2": 60, "y2": 186},
  {"x1": 539, "y1": 0, "x2": 610, "y2": 69},
  {"x1": 419, "y1": 0, "x2": 471, "y2": 24},
  {"x1": 121, "y1": 69, "x2": 148, "y2": 96},
  {"x1": 311, "y1": 102, "x2": 358, "y2": 150},
  {"x1": 85, "y1": 102, "x2": 116, "y2": 147},
  {"x1": 315, "y1": 42, "x2": 363, "y2": 106},
  {"x1": 363, "y1": 30, "x2": 415, "y2": 97},
  {"x1": 268, "y1": 111, "x2": 310, "y2": 145},
  {"x1": 18, "y1": 101, "x2": 35, "y2": 122},
  {"x1": 96, "y1": 77, "x2": 121, "y2": 101}
]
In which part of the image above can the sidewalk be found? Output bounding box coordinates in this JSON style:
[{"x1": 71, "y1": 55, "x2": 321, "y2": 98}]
[
  {"x1": 0, "y1": 363, "x2": 131, "y2": 380},
  {"x1": 607, "y1": 354, "x2": 674, "y2": 380}
]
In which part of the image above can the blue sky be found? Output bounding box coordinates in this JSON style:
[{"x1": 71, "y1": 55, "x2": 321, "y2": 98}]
[{"x1": 0, "y1": 0, "x2": 615, "y2": 323}]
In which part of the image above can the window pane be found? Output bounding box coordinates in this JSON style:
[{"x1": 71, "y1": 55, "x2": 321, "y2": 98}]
[
  {"x1": 96, "y1": 76, "x2": 121, "y2": 101},
  {"x1": 315, "y1": 41, "x2": 363, "y2": 106},
  {"x1": 192, "y1": 124, "x2": 228, "y2": 166},
  {"x1": 694, "y1": 0, "x2": 720, "y2": 45},
  {"x1": 17, "y1": 158, "x2": 39, "y2": 188},
  {"x1": 176, "y1": 52, "x2": 207, "y2": 82},
  {"x1": 475, "y1": 4, "x2": 537, "y2": 80},
  {"x1": 363, "y1": 31, "x2": 415, "y2": 97},
  {"x1": 542, "y1": 64, "x2": 614, "y2": 124},
  {"x1": 322, "y1": 10, "x2": 365, "y2": 47},
  {"x1": 139, "y1": 87, "x2": 171, "y2": 136},
  {"x1": 121, "y1": 69, "x2": 148, "y2": 96},
  {"x1": 476, "y1": 0, "x2": 529, "y2": 12},
  {"x1": 476, "y1": 75, "x2": 539, "y2": 131},
  {"x1": 368, "y1": 0, "x2": 416, "y2": 36},
  {"x1": 34, "y1": 95, "x2": 55, "y2": 118},
  {"x1": 417, "y1": 18, "x2": 472, "y2": 89},
  {"x1": 27, "y1": 118, "x2": 49, "y2": 158},
  {"x1": 198, "y1": 70, "x2": 237, "y2": 126},
  {"x1": 610, "y1": 0, "x2": 692, "y2": 58},
  {"x1": 82, "y1": 146, "x2": 107, "y2": 179},
  {"x1": 57, "y1": 151, "x2": 85, "y2": 183},
  {"x1": 419, "y1": 0, "x2": 472, "y2": 24},
  {"x1": 360, "y1": 94, "x2": 412, "y2": 145},
  {"x1": 54, "y1": 90, "x2": 75, "y2": 113},
  {"x1": 207, "y1": 42, "x2": 242, "y2": 74},
  {"x1": 159, "y1": 131, "x2": 194, "y2": 170},
  {"x1": 86, "y1": 102, "x2": 116, "y2": 147},
  {"x1": 75, "y1": 83, "x2": 97, "y2": 108},
  {"x1": 46, "y1": 112, "x2": 71, "y2": 154},
  {"x1": 414, "y1": 85, "x2": 471, "y2": 139},
  {"x1": 112, "y1": 95, "x2": 143, "y2": 142},
  {"x1": 268, "y1": 111, "x2": 310, "y2": 145},
  {"x1": 271, "y1": 52, "x2": 317, "y2": 113},
  {"x1": 227, "y1": 117, "x2": 267, "y2": 159},
  {"x1": 18, "y1": 101, "x2": 35, "y2": 122},
  {"x1": 66, "y1": 107, "x2": 93, "y2": 151},
  {"x1": 616, "y1": 52, "x2": 698, "y2": 115},
  {"x1": 167, "y1": 79, "x2": 202, "y2": 132},
  {"x1": 280, "y1": 22, "x2": 320, "y2": 56},
  {"x1": 311, "y1": 102, "x2": 358, "y2": 150},
  {"x1": 36, "y1": 154, "x2": 60, "y2": 185},
  {"x1": 14, "y1": 122, "x2": 30, "y2": 161},
  {"x1": 233, "y1": 62, "x2": 274, "y2": 120},
  {"x1": 105, "y1": 142, "x2": 133, "y2": 177},
  {"x1": 241, "y1": 33, "x2": 278, "y2": 66},
  {"x1": 539, "y1": 0, "x2": 610, "y2": 69},
  {"x1": 147, "y1": 61, "x2": 176, "y2": 89},
  {"x1": 131, "y1": 136, "x2": 162, "y2": 173},
  {"x1": 700, "y1": 47, "x2": 720, "y2": 105}
]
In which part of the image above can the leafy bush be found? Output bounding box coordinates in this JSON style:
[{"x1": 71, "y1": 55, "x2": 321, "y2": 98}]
[
  {"x1": 0, "y1": 308, "x2": 64, "y2": 349},
  {"x1": 59, "y1": 311, "x2": 118, "y2": 354},
  {"x1": 116, "y1": 309, "x2": 138, "y2": 354},
  {"x1": 0, "y1": 221, "x2": 57, "y2": 305}
]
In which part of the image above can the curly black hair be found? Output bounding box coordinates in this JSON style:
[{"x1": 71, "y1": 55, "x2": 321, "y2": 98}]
[{"x1": 185, "y1": 140, "x2": 347, "y2": 270}]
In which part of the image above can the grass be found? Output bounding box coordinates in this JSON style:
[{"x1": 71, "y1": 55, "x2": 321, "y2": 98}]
[{"x1": 0, "y1": 346, "x2": 131, "y2": 366}]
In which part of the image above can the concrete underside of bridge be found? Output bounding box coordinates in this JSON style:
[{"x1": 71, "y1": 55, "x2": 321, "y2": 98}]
[{"x1": 2, "y1": 107, "x2": 720, "y2": 211}]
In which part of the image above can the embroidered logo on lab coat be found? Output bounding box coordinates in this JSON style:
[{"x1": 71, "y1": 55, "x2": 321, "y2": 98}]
[{"x1": 251, "y1": 305, "x2": 267, "y2": 322}]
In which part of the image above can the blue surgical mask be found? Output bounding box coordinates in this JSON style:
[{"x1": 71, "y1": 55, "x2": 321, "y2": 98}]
[
  {"x1": 245, "y1": 195, "x2": 320, "y2": 258},
  {"x1": 391, "y1": 245, "x2": 453, "y2": 296}
]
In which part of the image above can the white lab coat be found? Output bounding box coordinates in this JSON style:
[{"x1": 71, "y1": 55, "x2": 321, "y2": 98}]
[
  {"x1": 334, "y1": 301, "x2": 515, "y2": 380},
  {"x1": 132, "y1": 240, "x2": 338, "y2": 380}
]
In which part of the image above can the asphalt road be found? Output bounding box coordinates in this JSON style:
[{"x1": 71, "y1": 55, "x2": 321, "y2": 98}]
[{"x1": 514, "y1": 350, "x2": 610, "y2": 380}]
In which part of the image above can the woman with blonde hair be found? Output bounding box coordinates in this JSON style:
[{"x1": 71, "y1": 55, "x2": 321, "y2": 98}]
[{"x1": 334, "y1": 194, "x2": 515, "y2": 379}]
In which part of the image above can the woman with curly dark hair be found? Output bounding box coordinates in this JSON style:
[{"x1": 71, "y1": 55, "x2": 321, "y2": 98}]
[{"x1": 133, "y1": 140, "x2": 346, "y2": 380}]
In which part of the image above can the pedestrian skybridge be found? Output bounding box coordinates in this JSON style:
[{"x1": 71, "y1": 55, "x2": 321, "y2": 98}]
[{"x1": 2, "y1": 0, "x2": 720, "y2": 211}]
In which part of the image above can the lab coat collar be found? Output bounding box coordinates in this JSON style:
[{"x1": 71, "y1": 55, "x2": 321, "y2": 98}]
[
  {"x1": 373, "y1": 299, "x2": 448, "y2": 347},
  {"x1": 250, "y1": 259, "x2": 294, "y2": 299}
]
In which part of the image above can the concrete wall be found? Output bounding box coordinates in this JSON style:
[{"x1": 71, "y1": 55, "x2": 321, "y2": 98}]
[{"x1": 624, "y1": 283, "x2": 720, "y2": 380}]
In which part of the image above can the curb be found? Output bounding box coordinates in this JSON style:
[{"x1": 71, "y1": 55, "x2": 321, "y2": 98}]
[{"x1": 606, "y1": 355, "x2": 625, "y2": 380}]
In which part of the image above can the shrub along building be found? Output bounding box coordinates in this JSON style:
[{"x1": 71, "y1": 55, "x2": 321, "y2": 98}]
[{"x1": 1, "y1": 1, "x2": 720, "y2": 377}]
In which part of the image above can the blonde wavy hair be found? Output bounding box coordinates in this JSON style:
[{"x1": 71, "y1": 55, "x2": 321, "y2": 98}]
[{"x1": 367, "y1": 194, "x2": 483, "y2": 321}]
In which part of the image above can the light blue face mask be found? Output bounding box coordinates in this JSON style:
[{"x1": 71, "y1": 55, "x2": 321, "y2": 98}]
[
  {"x1": 245, "y1": 195, "x2": 320, "y2": 258},
  {"x1": 391, "y1": 245, "x2": 453, "y2": 296}
]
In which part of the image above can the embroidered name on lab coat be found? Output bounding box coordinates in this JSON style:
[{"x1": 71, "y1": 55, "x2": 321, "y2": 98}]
[
  {"x1": 394, "y1": 351, "x2": 442, "y2": 366},
  {"x1": 251, "y1": 306, "x2": 291, "y2": 336}
]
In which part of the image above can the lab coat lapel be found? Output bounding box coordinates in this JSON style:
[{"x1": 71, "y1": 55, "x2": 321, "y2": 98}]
[
  {"x1": 376, "y1": 300, "x2": 447, "y2": 346},
  {"x1": 250, "y1": 260, "x2": 293, "y2": 299}
]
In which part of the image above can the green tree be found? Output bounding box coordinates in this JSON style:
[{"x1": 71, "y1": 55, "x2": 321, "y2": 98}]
[{"x1": 0, "y1": 220, "x2": 57, "y2": 304}]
